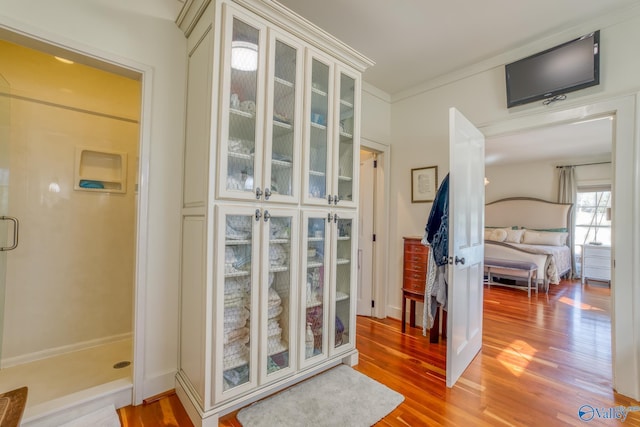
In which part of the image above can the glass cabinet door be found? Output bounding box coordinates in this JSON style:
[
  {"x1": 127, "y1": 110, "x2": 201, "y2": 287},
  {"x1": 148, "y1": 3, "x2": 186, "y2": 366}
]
[
  {"x1": 330, "y1": 211, "x2": 357, "y2": 353},
  {"x1": 304, "y1": 54, "x2": 333, "y2": 206},
  {"x1": 260, "y1": 208, "x2": 298, "y2": 383},
  {"x1": 301, "y1": 212, "x2": 330, "y2": 365},
  {"x1": 334, "y1": 70, "x2": 359, "y2": 208},
  {"x1": 219, "y1": 11, "x2": 266, "y2": 200},
  {"x1": 263, "y1": 33, "x2": 302, "y2": 204},
  {"x1": 216, "y1": 206, "x2": 259, "y2": 400}
]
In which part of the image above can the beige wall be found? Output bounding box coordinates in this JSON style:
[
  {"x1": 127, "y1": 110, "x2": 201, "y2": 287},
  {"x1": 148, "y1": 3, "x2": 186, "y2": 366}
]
[
  {"x1": 0, "y1": 0, "x2": 187, "y2": 399},
  {"x1": 484, "y1": 161, "x2": 613, "y2": 203},
  {"x1": 361, "y1": 82, "x2": 392, "y2": 146}
]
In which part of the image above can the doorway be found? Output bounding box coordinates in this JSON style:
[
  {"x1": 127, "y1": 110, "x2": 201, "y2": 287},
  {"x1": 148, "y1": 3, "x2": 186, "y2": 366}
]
[
  {"x1": 480, "y1": 95, "x2": 637, "y2": 398},
  {"x1": 357, "y1": 141, "x2": 390, "y2": 319},
  {"x1": 357, "y1": 149, "x2": 376, "y2": 316},
  {"x1": 0, "y1": 38, "x2": 142, "y2": 419}
]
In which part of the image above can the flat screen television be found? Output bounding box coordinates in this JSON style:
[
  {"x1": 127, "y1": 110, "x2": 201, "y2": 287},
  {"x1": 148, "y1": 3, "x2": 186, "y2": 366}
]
[{"x1": 505, "y1": 30, "x2": 600, "y2": 108}]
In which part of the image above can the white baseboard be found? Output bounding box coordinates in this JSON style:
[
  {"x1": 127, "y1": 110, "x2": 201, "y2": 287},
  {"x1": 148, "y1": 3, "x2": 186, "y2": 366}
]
[{"x1": 142, "y1": 369, "x2": 177, "y2": 400}]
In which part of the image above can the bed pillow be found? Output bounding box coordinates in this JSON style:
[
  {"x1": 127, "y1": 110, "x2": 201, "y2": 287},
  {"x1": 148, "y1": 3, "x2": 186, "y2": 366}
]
[
  {"x1": 530, "y1": 227, "x2": 568, "y2": 233},
  {"x1": 484, "y1": 228, "x2": 507, "y2": 242},
  {"x1": 503, "y1": 228, "x2": 525, "y2": 243},
  {"x1": 522, "y1": 230, "x2": 568, "y2": 246}
]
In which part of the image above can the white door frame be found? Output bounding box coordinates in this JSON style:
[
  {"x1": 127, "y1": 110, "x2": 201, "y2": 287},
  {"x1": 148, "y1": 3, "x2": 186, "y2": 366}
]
[
  {"x1": 479, "y1": 94, "x2": 639, "y2": 400},
  {"x1": 357, "y1": 151, "x2": 375, "y2": 316},
  {"x1": 360, "y1": 138, "x2": 390, "y2": 319},
  {"x1": 0, "y1": 24, "x2": 153, "y2": 405}
]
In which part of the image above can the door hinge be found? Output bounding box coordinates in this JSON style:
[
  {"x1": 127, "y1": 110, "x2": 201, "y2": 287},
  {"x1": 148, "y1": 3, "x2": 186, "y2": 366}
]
[
  {"x1": 373, "y1": 160, "x2": 378, "y2": 168},
  {"x1": 372, "y1": 234, "x2": 376, "y2": 242},
  {"x1": 371, "y1": 300, "x2": 375, "y2": 308}
]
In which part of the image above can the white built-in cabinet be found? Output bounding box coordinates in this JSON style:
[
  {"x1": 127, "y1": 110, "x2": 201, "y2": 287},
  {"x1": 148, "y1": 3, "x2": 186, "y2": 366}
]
[{"x1": 176, "y1": 1, "x2": 372, "y2": 425}]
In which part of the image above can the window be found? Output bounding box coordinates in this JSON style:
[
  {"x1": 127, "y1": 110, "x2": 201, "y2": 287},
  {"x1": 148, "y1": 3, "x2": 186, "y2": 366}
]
[{"x1": 575, "y1": 187, "x2": 611, "y2": 247}]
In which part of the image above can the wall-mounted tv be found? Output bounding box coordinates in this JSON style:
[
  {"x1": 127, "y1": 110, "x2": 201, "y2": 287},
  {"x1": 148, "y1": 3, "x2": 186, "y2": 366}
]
[{"x1": 505, "y1": 30, "x2": 600, "y2": 108}]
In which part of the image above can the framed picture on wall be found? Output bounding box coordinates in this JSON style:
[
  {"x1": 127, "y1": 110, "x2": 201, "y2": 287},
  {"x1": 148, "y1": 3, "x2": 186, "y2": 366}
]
[{"x1": 411, "y1": 166, "x2": 438, "y2": 203}]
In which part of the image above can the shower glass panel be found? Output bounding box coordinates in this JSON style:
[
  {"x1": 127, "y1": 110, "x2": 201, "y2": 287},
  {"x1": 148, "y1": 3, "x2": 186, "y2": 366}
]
[
  {"x1": 0, "y1": 39, "x2": 139, "y2": 419},
  {"x1": 0, "y1": 74, "x2": 10, "y2": 359}
]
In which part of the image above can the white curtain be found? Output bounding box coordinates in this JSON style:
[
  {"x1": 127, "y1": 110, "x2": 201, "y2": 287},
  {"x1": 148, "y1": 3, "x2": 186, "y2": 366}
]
[{"x1": 558, "y1": 166, "x2": 577, "y2": 278}]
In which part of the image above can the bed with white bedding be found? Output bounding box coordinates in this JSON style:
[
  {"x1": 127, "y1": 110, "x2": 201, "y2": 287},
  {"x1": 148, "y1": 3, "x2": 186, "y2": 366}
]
[{"x1": 484, "y1": 197, "x2": 574, "y2": 291}]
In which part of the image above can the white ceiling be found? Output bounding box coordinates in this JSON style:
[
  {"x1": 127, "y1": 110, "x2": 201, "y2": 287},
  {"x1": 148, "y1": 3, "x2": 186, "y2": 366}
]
[
  {"x1": 484, "y1": 116, "x2": 613, "y2": 166},
  {"x1": 275, "y1": 0, "x2": 638, "y2": 96},
  {"x1": 273, "y1": 0, "x2": 629, "y2": 165}
]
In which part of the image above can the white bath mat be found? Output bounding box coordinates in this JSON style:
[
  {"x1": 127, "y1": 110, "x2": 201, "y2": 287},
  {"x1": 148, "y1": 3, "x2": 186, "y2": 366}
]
[
  {"x1": 237, "y1": 365, "x2": 404, "y2": 427},
  {"x1": 59, "y1": 404, "x2": 121, "y2": 427}
]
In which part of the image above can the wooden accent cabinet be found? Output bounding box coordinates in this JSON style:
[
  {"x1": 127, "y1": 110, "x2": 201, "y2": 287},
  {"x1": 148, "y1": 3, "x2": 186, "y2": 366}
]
[
  {"x1": 401, "y1": 237, "x2": 428, "y2": 332},
  {"x1": 401, "y1": 236, "x2": 445, "y2": 342}
]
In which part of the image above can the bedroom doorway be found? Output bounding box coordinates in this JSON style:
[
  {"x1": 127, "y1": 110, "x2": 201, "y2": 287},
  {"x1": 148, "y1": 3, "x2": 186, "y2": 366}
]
[{"x1": 481, "y1": 95, "x2": 637, "y2": 399}]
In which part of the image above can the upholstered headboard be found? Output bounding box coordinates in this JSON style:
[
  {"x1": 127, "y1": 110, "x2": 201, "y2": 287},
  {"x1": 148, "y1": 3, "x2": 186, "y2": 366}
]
[{"x1": 485, "y1": 197, "x2": 573, "y2": 231}]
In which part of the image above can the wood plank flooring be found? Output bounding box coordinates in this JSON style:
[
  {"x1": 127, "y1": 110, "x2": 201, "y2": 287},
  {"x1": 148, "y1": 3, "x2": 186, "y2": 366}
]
[{"x1": 119, "y1": 280, "x2": 640, "y2": 426}]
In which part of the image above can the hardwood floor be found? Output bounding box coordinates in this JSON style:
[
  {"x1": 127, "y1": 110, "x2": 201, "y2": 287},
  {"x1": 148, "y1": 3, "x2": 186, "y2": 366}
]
[{"x1": 119, "y1": 280, "x2": 640, "y2": 426}]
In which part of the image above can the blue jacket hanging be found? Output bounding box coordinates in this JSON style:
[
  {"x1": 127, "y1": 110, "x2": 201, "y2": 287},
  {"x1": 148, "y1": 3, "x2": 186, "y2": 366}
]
[{"x1": 424, "y1": 173, "x2": 449, "y2": 266}]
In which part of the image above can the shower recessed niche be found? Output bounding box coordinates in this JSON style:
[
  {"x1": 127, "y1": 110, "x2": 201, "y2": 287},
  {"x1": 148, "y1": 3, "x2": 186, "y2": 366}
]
[{"x1": 74, "y1": 147, "x2": 127, "y2": 193}]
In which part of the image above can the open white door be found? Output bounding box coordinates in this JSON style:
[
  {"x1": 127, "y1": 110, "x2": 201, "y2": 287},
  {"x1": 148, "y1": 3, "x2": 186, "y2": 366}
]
[
  {"x1": 357, "y1": 153, "x2": 375, "y2": 316},
  {"x1": 446, "y1": 107, "x2": 485, "y2": 388}
]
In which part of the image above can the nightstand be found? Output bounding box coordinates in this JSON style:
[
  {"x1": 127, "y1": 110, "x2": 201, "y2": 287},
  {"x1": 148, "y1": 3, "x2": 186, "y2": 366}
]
[{"x1": 581, "y1": 244, "x2": 611, "y2": 284}]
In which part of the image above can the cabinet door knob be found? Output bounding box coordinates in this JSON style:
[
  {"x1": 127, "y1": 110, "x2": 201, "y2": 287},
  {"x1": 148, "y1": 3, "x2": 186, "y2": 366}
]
[
  {"x1": 255, "y1": 187, "x2": 263, "y2": 200},
  {"x1": 264, "y1": 187, "x2": 271, "y2": 200},
  {"x1": 327, "y1": 194, "x2": 334, "y2": 205},
  {"x1": 263, "y1": 210, "x2": 271, "y2": 222},
  {"x1": 255, "y1": 209, "x2": 262, "y2": 221},
  {"x1": 327, "y1": 213, "x2": 333, "y2": 222},
  {"x1": 333, "y1": 195, "x2": 339, "y2": 205}
]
